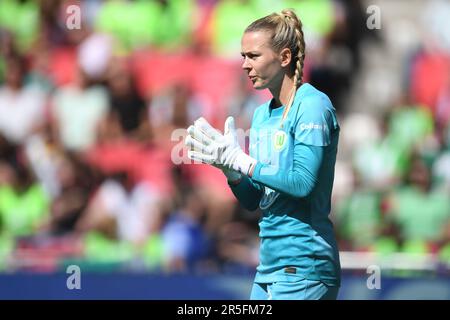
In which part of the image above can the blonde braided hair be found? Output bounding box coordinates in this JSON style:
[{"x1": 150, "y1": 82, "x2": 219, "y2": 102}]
[{"x1": 245, "y1": 9, "x2": 305, "y2": 128}]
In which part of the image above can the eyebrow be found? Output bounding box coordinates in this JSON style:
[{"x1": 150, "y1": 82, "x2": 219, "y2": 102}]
[{"x1": 240, "y1": 51, "x2": 259, "y2": 56}]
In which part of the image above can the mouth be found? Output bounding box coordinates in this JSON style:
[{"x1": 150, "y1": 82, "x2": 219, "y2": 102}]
[{"x1": 249, "y1": 76, "x2": 258, "y2": 82}]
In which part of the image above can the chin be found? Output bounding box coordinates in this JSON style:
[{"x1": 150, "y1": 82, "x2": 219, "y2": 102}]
[{"x1": 253, "y1": 82, "x2": 267, "y2": 90}]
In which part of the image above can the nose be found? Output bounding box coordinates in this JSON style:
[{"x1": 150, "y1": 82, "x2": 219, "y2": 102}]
[{"x1": 241, "y1": 57, "x2": 251, "y2": 71}]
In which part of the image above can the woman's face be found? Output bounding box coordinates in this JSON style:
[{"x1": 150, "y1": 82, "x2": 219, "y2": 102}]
[{"x1": 241, "y1": 31, "x2": 284, "y2": 90}]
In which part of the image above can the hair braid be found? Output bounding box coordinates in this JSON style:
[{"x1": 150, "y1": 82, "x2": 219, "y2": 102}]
[
  {"x1": 280, "y1": 9, "x2": 305, "y2": 127},
  {"x1": 293, "y1": 23, "x2": 305, "y2": 88},
  {"x1": 279, "y1": 10, "x2": 305, "y2": 85}
]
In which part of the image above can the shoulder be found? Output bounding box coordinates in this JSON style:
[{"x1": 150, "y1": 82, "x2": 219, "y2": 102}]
[
  {"x1": 292, "y1": 83, "x2": 339, "y2": 131},
  {"x1": 296, "y1": 83, "x2": 334, "y2": 116}
]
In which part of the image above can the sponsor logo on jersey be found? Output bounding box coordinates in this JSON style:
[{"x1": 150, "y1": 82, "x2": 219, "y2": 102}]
[
  {"x1": 259, "y1": 186, "x2": 280, "y2": 210},
  {"x1": 299, "y1": 122, "x2": 327, "y2": 130}
]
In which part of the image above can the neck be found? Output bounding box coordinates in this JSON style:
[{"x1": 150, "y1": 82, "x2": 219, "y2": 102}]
[{"x1": 269, "y1": 75, "x2": 295, "y2": 108}]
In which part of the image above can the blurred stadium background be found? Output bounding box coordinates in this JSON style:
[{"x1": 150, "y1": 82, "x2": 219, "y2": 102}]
[{"x1": 0, "y1": 0, "x2": 449, "y2": 300}]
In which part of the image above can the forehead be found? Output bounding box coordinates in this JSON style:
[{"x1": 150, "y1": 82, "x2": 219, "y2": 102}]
[{"x1": 241, "y1": 31, "x2": 273, "y2": 52}]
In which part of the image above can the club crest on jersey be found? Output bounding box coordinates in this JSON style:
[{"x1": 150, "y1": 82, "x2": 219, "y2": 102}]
[{"x1": 273, "y1": 130, "x2": 287, "y2": 151}]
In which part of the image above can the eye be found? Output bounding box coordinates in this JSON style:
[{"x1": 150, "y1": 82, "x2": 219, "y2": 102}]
[{"x1": 241, "y1": 52, "x2": 259, "y2": 60}]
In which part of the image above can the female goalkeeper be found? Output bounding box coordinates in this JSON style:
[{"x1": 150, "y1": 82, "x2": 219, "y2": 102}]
[{"x1": 185, "y1": 9, "x2": 341, "y2": 300}]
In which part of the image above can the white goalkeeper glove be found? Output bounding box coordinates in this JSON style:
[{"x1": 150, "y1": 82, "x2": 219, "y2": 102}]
[
  {"x1": 185, "y1": 116, "x2": 257, "y2": 179},
  {"x1": 185, "y1": 117, "x2": 241, "y2": 181}
]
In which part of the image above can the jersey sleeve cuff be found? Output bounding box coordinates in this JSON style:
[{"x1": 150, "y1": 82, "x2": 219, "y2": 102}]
[{"x1": 251, "y1": 161, "x2": 264, "y2": 181}]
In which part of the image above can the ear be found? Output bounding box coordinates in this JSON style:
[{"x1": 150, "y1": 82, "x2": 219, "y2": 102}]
[{"x1": 279, "y1": 48, "x2": 292, "y2": 68}]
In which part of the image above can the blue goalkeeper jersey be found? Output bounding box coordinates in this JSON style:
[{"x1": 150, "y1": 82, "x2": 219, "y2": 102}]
[{"x1": 230, "y1": 83, "x2": 341, "y2": 286}]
